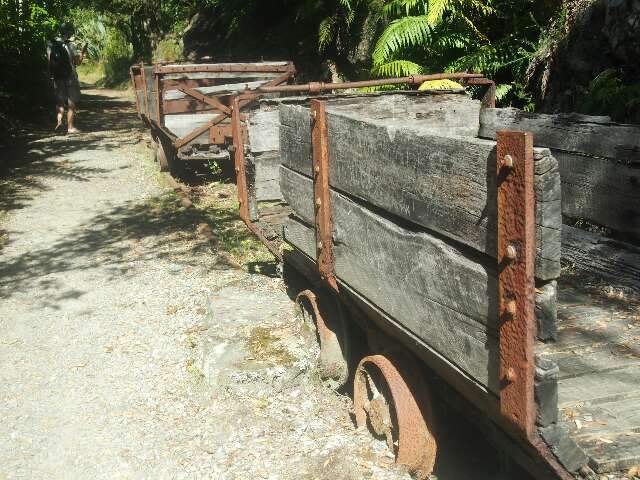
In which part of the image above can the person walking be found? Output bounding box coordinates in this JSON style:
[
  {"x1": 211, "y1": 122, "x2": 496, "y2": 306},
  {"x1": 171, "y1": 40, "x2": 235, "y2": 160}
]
[{"x1": 47, "y1": 22, "x2": 87, "y2": 134}]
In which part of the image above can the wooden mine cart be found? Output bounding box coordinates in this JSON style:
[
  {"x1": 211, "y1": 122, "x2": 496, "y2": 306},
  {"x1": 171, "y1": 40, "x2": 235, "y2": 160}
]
[
  {"x1": 273, "y1": 92, "x2": 640, "y2": 479},
  {"x1": 129, "y1": 61, "x2": 296, "y2": 179},
  {"x1": 131, "y1": 63, "x2": 640, "y2": 477}
]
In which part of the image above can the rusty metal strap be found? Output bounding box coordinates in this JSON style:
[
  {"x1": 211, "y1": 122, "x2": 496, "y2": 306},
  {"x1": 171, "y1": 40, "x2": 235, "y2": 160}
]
[
  {"x1": 178, "y1": 87, "x2": 233, "y2": 115},
  {"x1": 496, "y1": 130, "x2": 536, "y2": 440},
  {"x1": 310, "y1": 100, "x2": 338, "y2": 292}
]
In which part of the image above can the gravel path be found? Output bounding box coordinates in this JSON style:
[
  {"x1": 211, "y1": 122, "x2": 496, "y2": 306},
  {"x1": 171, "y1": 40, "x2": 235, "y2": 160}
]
[{"x1": 0, "y1": 89, "x2": 411, "y2": 479}]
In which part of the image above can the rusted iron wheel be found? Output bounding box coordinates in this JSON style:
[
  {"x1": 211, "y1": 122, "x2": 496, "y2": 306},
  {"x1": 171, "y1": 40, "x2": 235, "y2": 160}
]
[
  {"x1": 354, "y1": 354, "x2": 437, "y2": 479},
  {"x1": 296, "y1": 289, "x2": 349, "y2": 389},
  {"x1": 157, "y1": 139, "x2": 170, "y2": 172}
]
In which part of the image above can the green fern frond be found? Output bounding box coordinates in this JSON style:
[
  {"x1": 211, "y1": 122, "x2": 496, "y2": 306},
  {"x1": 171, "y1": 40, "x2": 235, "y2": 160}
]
[
  {"x1": 318, "y1": 16, "x2": 336, "y2": 52},
  {"x1": 495, "y1": 83, "x2": 513, "y2": 101},
  {"x1": 426, "y1": 0, "x2": 451, "y2": 26},
  {"x1": 372, "y1": 59, "x2": 423, "y2": 77},
  {"x1": 383, "y1": 0, "x2": 426, "y2": 18},
  {"x1": 372, "y1": 15, "x2": 432, "y2": 65},
  {"x1": 434, "y1": 31, "x2": 471, "y2": 50}
]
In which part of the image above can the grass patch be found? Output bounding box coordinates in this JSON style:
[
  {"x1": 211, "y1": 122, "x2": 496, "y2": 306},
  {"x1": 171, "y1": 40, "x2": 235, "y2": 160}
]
[
  {"x1": 247, "y1": 326, "x2": 295, "y2": 366},
  {"x1": 77, "y1": 62, "x2": 105, "y2": 85}
]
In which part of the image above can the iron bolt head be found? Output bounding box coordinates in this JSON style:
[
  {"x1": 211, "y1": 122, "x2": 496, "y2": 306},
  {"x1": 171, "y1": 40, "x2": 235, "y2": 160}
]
[
  {"x1": 503, "y1": 154, "x2": 514, "y2": 169},
  {"x1": 506, "y1": 368, "x2": 517, "y2": 382},
  {"x1": 317, "y1": 241, "x2": 323, "y2": 249},
  {"x1": 311, "y1": 111, "x2": 317, "y2": 120},
  {"x1": 315, "y1": 197, "x2": 322, "y2": 207},
  {"x1": 506, "y1": 300, "x2": 517, "y2": 317},
  {"x1": 235, "y1": 167, "x2": 240, "y2": 173},
  {"x1": 505, "y1": 245, "x2": 517, "y2": 261},
  {"x1": 314, "y1": 165, "x2": 320, "y2": 174}
]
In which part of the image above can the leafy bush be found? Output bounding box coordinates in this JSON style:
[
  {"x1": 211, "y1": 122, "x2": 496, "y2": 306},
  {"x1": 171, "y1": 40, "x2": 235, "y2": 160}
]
[
  {"x1": 102, "y1": 27, "x2": 133, "y2": 87},
  {"x1": 68, "y1": 7, "x2": 108, "y2": 61},
  {"x1": 582, "y1": 70, "x2": 640, "y2": 122}
]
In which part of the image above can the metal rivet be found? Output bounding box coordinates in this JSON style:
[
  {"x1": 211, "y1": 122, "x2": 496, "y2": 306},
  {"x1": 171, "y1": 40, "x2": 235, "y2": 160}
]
[
  {"x1": 311, "y1": 111, "x2": 317, "y2": 120},
  {"x1": 234, "y1": 167, "x2": 240, "y2": 173},
  {"x1": 506, "y1": 300, "x2": 517, "y2": 317},
  {"x1": 315, "y1": 197, "x2": 322, "y2": 207},
  {"x1": 317, "y1": 241, "x2": 323, "y2": 249},
  {"x1": 503, "y1": 154, "x2": 514, "y2": 169},
  {"x1": 505, "y1": 245, "x2": 517, "y2": 261},
  {"x1": 506, "y1": 368, "x2": 517, "y2": 382},
  {"x1": 314, "y1": 165, "x2": 320, "y2": 174}
]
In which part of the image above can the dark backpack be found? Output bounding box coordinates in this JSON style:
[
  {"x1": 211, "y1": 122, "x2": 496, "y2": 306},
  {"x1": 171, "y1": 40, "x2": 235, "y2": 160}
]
[{"x1": 50, "y1": 40, "x2": 72, "y2": 79}]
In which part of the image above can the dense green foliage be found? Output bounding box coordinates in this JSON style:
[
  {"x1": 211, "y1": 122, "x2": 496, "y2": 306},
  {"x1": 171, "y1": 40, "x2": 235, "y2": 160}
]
[
  {"x1": 0, "y1": 1, "x2": 67, "y2": 115},
  {"x1": 1, "y1": 0, "x2": 638, "y2": 132}
]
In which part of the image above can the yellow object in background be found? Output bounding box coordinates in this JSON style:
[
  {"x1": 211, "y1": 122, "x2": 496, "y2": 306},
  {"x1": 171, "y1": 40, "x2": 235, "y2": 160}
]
[{"x1": 418, "y1": 79, "x2": 464, "y2": 90}]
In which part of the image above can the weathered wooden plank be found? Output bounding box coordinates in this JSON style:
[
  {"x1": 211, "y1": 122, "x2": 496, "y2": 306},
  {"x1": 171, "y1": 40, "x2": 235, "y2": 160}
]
[
  {"x1": 539, "y1": 424, "x2": 589, "y2": 473},
  {"x1": 535, "y1": 356, "x2": 559, "y2": 427},
  {"x1": 562, "y1": 225, "x2": 640, "y2": 295},
  {"x1": 144, "y1": 66, "x2": 157, "y2": 123},
  {"x1": 162, "y1": 71, "x2": 284, "y2": 81},
  {"x1": 253, "y1": 151, "x2": 282, "y2": 201},
  {"x1": 163, "y1": 80, "x2": 270, "y2": 101},
  {"x1": 555, "y1": 152, "x2": 640, "y2": 236},
  {"x1": 160, "y1": 61, "x2": 290, "y2": 70},
  {"x1": 536, "y1": 280, "x2": 558, "y2": 341},
  {"x1": 164, "y1": 113, "x2": 229, "y2": 139},
  {"x1": 282, "y1": 246, "x2": 500, "y2": 415},
  {"x1": 479, "y1": 108, "x2": 640, "y2": 236},
  {"x1": 248, "y1": 108, "x2": 280, "y2": 153},
  {"x1": 479, "y1": 108, "x2": 640, "y2": 165},
  {"x1": 280, "y1": 103, "x2": 561, "y2": 280},
  {"x1": 542, "y1": 345, "x2": 640, "y2": 381},
  {"x1": 324, "y1": 92, "x2": 482, "y2": 138},
  {"x1": 557, "y1": 365, "x2": 640, "y2": 407},
  {"x1": 281, "y1": 167, "x2": 501, "y2": 391},
  {"x1": 577, "y1": 431, "x2": 640, "y2": 473},
  {"x1": 561, "y1": 396, "x2": 640, "y2": 445},
  {"x1": 284, "y1": 215, "x2": 500, "y2": 392}
]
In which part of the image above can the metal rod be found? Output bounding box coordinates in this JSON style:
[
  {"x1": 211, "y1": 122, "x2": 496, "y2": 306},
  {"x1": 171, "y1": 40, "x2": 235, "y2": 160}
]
[{"x1": 257, "y1": 72, "x2": 485, "y2": 94}]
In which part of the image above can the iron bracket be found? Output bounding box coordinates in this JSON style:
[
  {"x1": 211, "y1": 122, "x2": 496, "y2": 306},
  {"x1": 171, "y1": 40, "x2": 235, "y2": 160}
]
[
  {"x1": 496, "y1": 130, "x2": 536, "y2": 439},
  {"x1": 310, "y1": 100, "x2": 338, "y2": 292}
]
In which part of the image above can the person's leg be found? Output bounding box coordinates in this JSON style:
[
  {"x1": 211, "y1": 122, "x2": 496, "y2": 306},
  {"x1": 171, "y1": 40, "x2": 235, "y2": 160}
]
[
  {"x1": 55, "y1": 103, "x2": 64, "y2": 130},
  {"x1": 66, "y1": 78, "x2": 81, "y2": 133},
  {"x1": 53, "y1": 79, "x2": 65, "y2": 131},
  {"x1": 67, "y1": 100, "x2": 77, "y2": 132}
]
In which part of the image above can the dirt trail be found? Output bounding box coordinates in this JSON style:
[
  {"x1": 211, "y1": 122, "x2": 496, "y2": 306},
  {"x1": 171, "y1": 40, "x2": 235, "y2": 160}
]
[{"x1": 0, "y1": 88, "x2": 409, "y2": 479}]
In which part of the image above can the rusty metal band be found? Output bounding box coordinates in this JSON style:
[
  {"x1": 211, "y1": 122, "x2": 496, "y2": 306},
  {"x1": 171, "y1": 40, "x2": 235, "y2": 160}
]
[
  {"x1": 310, "y1": 100, "x2": 338, "y2": 292},
  {"x1": 231, "y1": 96, "x2": 250, "y2": 222},
  {"x1": 178, "y1": 87, "x2": 232, "y2": 115},
  {"x1": 129, "y1": 67, "x2": 141, "y2": 118},
  {"x1": 257, "y1": 72, "x2": 484, "y2": 93},
  {"x1": 155, "y1": 63, "x2": 295, "y2": 74},
  {"x1": 245, "y1": 220, "x2": 283, "y2": 262},
  {"x1": 462, "y1": 77, "x2": 496, "y2": 108},
  {"x1": 154, "y1": 71, "x2": 162, "y2": 126},
  {"x1": 172, "y1": 68, "x2": 294, "y2": 149},
  {"x1": 140, "y1": 63, "x2": 150, "y2": 120},
  {"x1": 496, "y1": 130, "x2": 536, "y2": 439}
]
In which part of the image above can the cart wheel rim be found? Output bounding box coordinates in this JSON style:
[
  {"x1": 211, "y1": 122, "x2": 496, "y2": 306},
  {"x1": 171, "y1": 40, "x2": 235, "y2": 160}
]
[
  {"x1": 354, "y1": 354, "x2": 437, "y2": 479},
  {"x1": 295, "y1": 290, "x2": 349, "y2": 388}
]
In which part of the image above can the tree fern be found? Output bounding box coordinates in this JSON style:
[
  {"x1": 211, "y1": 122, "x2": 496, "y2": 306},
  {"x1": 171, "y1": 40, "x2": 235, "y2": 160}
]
[
  {"x1": 372, "y1": 15, "x2": 432, "y2": 67},
  {"x1": 372, "y1": 59, "x2": 423, "y2": 77}
]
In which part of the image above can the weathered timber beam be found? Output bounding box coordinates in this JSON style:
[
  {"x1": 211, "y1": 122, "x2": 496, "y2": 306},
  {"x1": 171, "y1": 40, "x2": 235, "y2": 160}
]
[
  {"x1": 479, "y1": 108, "x2": 640, "y2": 237},
  {"x1": 280, "y1": 103, "x2": 561, "y2": 280}
]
